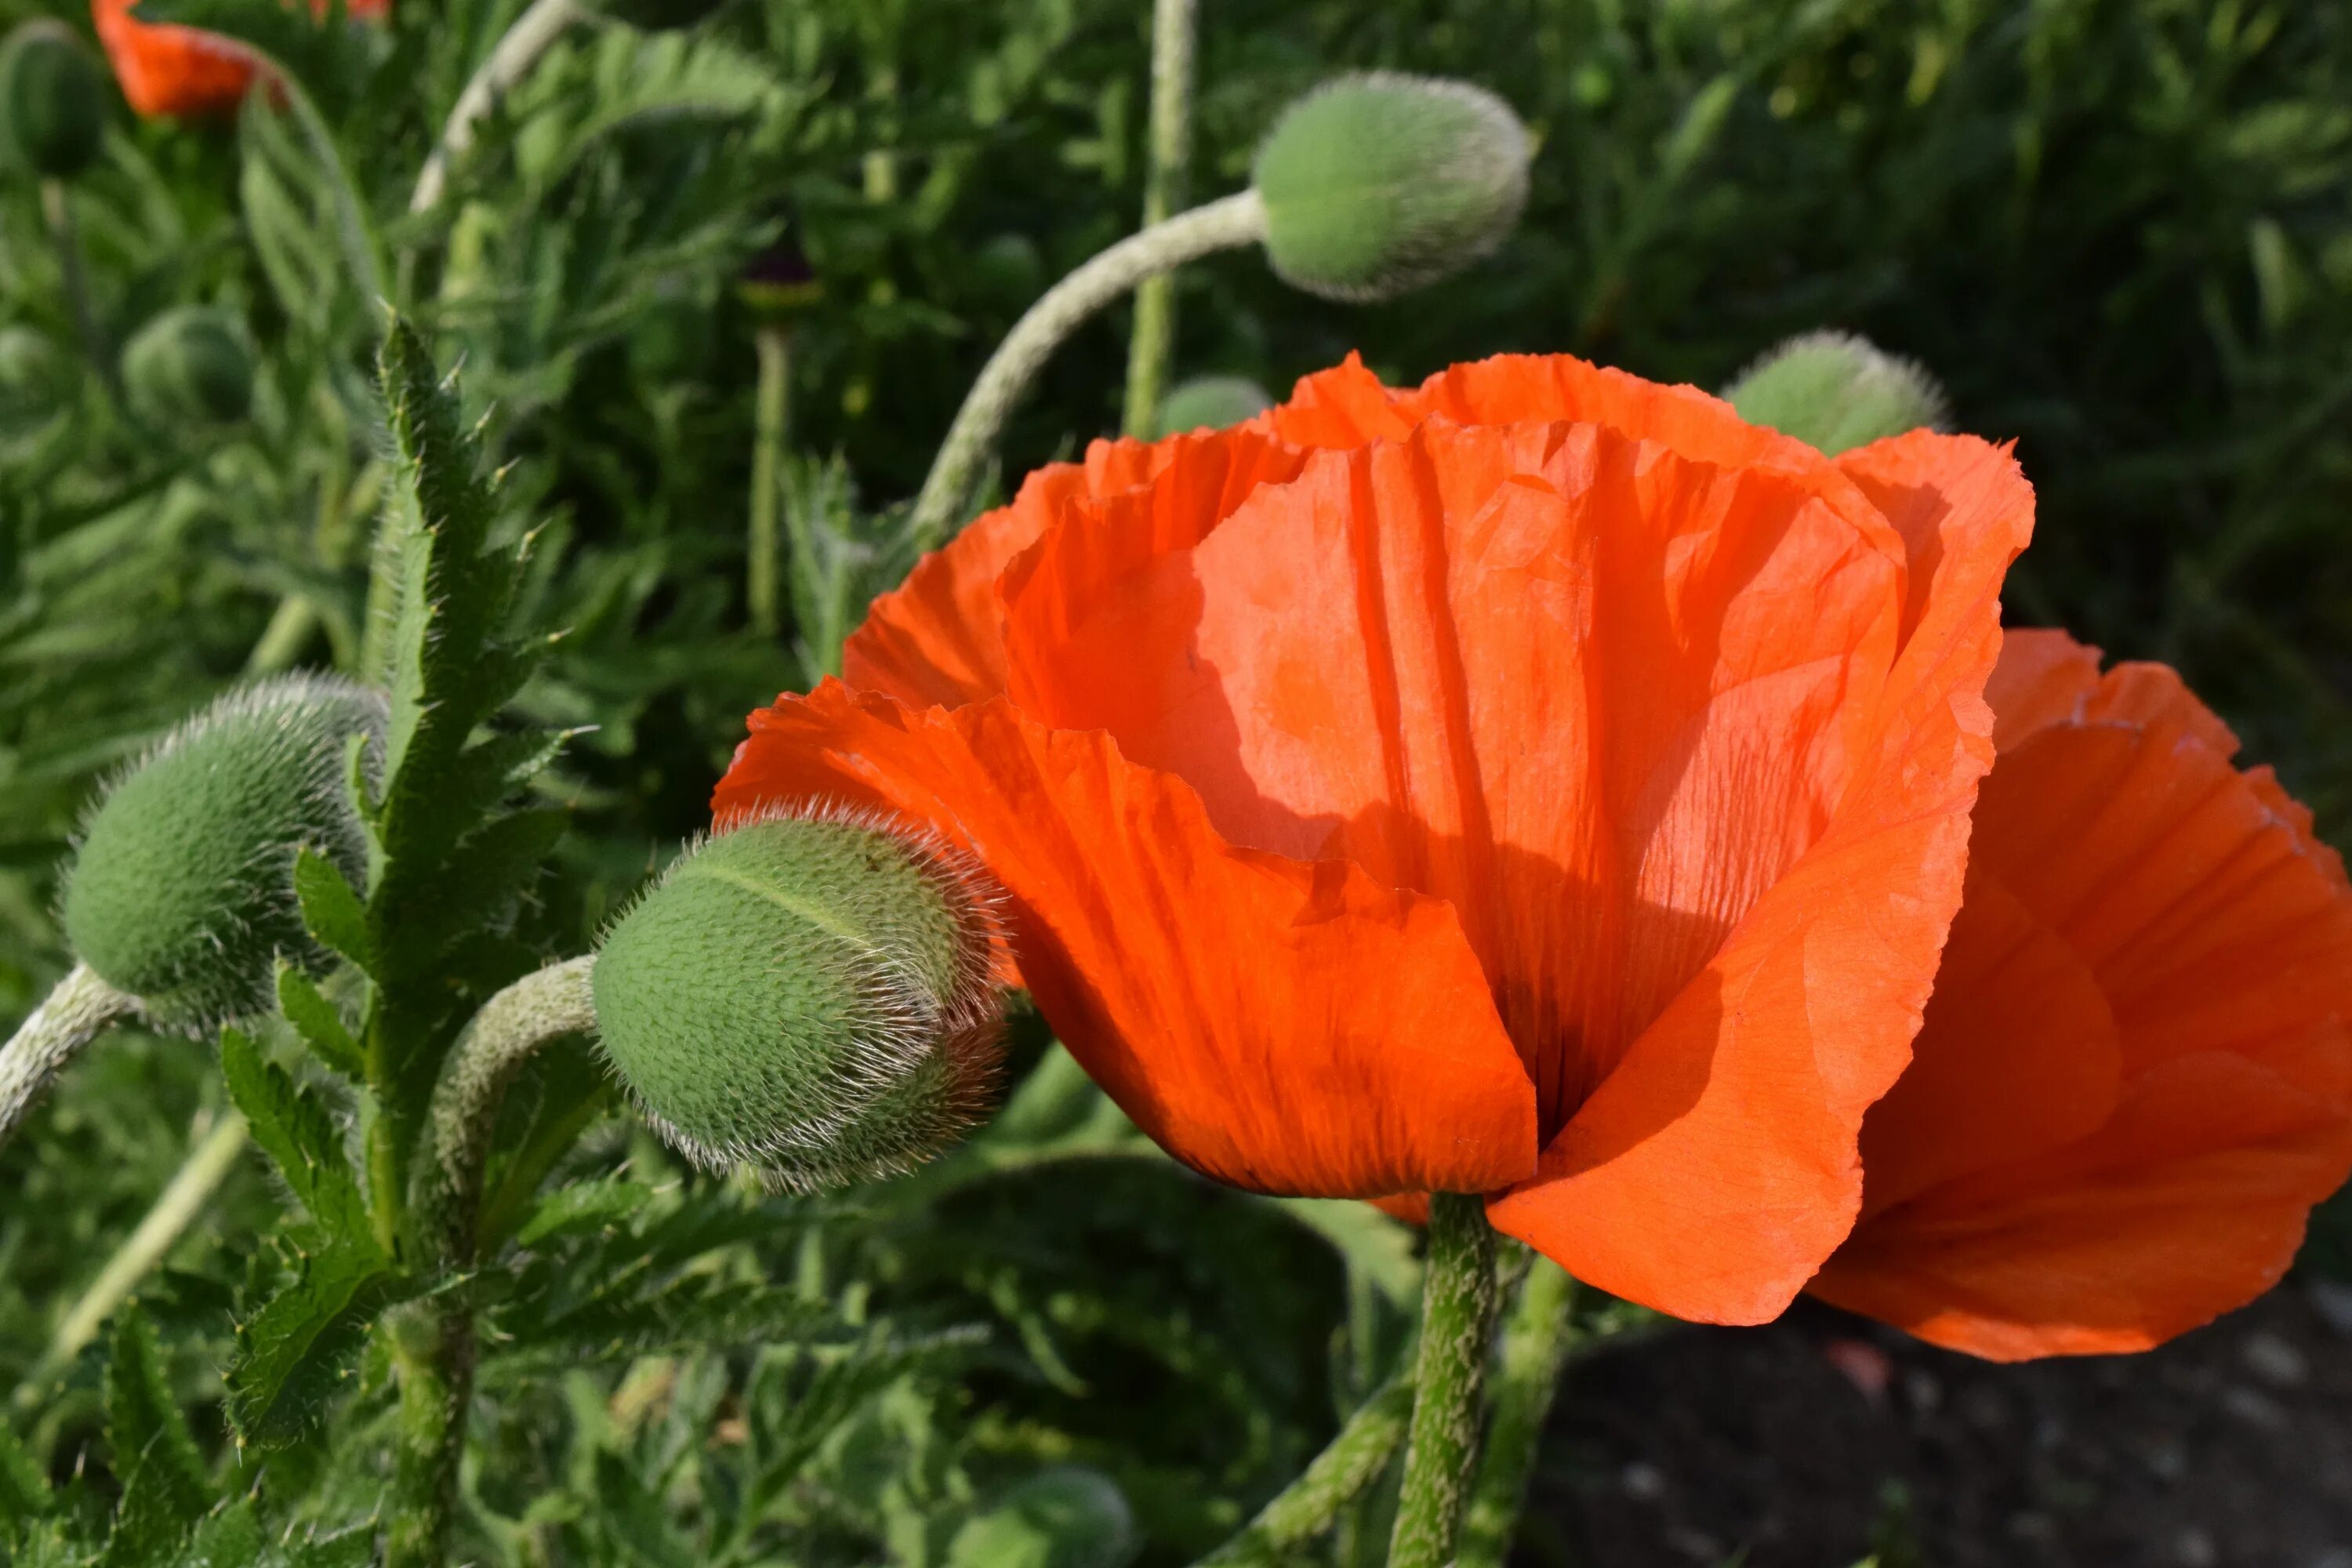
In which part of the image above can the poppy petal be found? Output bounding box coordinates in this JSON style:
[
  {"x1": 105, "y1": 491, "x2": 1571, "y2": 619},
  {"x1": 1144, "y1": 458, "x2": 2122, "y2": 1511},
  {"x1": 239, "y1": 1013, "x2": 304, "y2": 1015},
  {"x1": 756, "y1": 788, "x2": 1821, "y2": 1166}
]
[
  {"x1": 1813, "y1": 1049, "x2": 2352, "y2": 1359},
  {"x1": 93, "y1": 0, "x2": 256, "y2": 117},
  {"x1": 1489, "y1": 430, "x2": 2032, "y2": 1323},
  {"x1": 714, "y1": 682, "x2": 1538, "y2": 1199}
]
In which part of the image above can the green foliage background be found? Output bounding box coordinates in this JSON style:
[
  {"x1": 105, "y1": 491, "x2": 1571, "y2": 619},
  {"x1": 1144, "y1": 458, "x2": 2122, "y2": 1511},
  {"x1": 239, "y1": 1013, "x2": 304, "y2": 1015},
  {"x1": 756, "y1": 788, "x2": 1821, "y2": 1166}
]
[{"x1": 0, "y1": 0, "x2": 2347, "y2": 1560}]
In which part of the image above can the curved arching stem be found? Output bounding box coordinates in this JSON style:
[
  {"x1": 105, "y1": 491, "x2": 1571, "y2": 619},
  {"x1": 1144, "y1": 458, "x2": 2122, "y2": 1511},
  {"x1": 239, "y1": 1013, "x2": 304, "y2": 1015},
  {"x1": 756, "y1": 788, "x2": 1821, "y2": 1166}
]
[
  {"x1": 407, "y1": 0, "x2": 584, "y2": 221},
  {"x1": 909, "y1": 188, "x2": 1267, "y2": 549},
  {"x1": 0, "y1": 964, "x2": 139, "y2": 1152}
]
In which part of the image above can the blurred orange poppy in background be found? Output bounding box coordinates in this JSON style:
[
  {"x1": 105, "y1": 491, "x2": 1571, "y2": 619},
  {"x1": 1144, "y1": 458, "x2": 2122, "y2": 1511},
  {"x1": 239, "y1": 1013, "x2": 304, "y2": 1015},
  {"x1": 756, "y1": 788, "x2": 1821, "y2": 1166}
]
[
  {"x1": 91, "y1": 0, "x2": 388, "y2": 118},
  {"x1": 1810, "y1": 629, "x2": 2352, "y2": 1358},
  {"x1": 717, "y1": 352, "x2": 2034, "y2": 1327}
]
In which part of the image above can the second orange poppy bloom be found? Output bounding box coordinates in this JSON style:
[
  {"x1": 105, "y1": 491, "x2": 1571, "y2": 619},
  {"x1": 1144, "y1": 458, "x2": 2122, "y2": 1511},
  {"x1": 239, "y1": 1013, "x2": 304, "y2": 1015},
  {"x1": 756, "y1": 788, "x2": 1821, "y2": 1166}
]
[{"x1": 91, "y1": 0, "x2": 388, "y2": 119}]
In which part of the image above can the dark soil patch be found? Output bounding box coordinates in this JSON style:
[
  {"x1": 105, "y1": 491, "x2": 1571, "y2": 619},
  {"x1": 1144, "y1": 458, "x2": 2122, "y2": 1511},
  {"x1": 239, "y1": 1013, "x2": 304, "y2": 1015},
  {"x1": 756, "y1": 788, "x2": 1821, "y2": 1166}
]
[{"x1": 1524, "y1": 1283, "x2": 2352, "y2": 1568}]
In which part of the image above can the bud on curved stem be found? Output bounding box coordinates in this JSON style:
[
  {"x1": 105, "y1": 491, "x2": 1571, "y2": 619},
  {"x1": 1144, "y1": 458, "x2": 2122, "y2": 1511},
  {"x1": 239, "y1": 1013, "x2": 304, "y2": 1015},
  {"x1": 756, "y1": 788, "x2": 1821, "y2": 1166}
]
[
  {"x1": 1723, "y1": 329, "x2": 1951, "y2": 456},
  {"x1": 1388, "y1": 1191, "x2": 1499, "y2": 1568},
  {"x1": 1, "y1": 20, "x2": 106, "y2": 181},
  {"x1": 0, "y1": 964, "x2": 137, "y2": 1151},
  {"x1": 910, "y1": 190, "x2": 1268, "y2": 547}
]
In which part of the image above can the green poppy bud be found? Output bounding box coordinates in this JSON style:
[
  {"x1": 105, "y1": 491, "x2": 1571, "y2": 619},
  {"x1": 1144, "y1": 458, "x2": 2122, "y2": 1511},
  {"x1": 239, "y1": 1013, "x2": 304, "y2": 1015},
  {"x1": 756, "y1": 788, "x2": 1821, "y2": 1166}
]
[
  {"x1": 590, "y1": 808, "x2": 1009, "y2": 1191},
  {"x1": 1251, "y1": 72, "x2": 1531, "y2": 303},
  {"x1": 0, "y1": 325, "x2": 74, "y2": 439},
  {"x1": 1150, "y1": 374, "x2": 1273, "y2": 437},
  {"x1": 121, "y1": 307, "x2": 254, "y2": 427},
  {"x1": 1722, "y1": 330, "x2": 1951, "y2": 456},
  {"x1": 63, "y1": 677, "x2": 387, "y2": 1032},
  {"x1": 946, "y1": 1468, "x2": 1139, "y2": 1568},
  {"x1": 0, "y1": 21, "x2": 106, "y2": 182}
]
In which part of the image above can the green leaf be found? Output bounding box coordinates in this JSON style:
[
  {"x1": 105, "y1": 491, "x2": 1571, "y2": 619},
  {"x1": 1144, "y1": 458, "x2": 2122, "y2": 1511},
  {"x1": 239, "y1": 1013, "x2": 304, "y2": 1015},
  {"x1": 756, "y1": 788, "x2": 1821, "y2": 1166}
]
[
  {"x1": 514, "y1": 1173, "x2": 656, "y2": 1249},
  {"x1": 275, "y1": 965, "x2": 365, "y2": 1082},
  {"x1": 101, "y1": 1312, "x2": 210, "y2": 1564},
  {"x1": 219, "y1": 1029, "x2": 374, "y2": 1246},
  {"x1": 0, "y1": 1418, "x2": 52, "y2": 1524},
  {"x1": 226, "y1": 1236, "x2": 404, "y2": 1446},
  {"x1": 291, "y1": 848, "x2": 375, "y2": 979},
  {"x1": 170, "y1": 1502, "x2": 263, "y2": 1568}
]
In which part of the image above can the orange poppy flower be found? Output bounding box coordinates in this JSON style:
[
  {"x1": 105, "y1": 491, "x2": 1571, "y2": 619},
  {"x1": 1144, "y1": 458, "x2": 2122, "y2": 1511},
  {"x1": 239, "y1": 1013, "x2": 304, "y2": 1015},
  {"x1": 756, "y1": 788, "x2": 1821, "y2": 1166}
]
[
  {"x1": 1809, "y1": 628, "x2": 2352, "y2": 1359},
  {"x1": 91, "y1": 0, "x2": 390, "y2": 119},
  {"x1": 717, "y1": 353, "x2": 2034, "y2": 1325}
]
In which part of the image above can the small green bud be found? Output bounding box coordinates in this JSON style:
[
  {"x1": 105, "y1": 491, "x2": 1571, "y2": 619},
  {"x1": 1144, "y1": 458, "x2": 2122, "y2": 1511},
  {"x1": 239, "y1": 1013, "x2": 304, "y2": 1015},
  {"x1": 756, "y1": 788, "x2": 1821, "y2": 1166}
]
[
  {"x1": 63, "y1": 677, "x2": 387, "y2": 1032},
  {"x1": 1722, "y1": 330, "x2": 1951, "y2": 456},
  {"x1": 121, "y1": 307, "x2": 254, "y2": 427},
  {"x1": 590, "y1": 808, "x2": 1009, "y2": 1191},
  {"x1": 0, "y1": 21, "x2": 106, "y2": 182},
  {"x1": 1252, "y1": 72, "x2": 1531, "y2": 303},
  {"x1": 946, "y1": 1468, "x2": 1139, "y2": 1568},
  {"x1": 1150, "y1": 374, "x2": 1274, "y2": 438},
  {"x1": 0, "y1": 325, "x2": 75, "y2": 438}
]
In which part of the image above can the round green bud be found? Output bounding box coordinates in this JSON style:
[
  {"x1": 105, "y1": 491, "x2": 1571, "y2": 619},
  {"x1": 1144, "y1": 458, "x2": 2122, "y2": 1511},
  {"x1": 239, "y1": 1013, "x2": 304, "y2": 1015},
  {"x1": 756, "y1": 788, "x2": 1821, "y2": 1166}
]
[
  {"x1": 0, "y1": 21, "x2": 106, "y2": 183},
  {"x1": 590, "y1": 808, "x2": 1010, "y2": 1191},
  {"x1": 0, "y1": 325, "x2": 75, "y2": 439},
  {"x1": 63, "y1": 677, "x2": 388, "y2": 1032},
  {"x1": 122, "y1": 307, "x2": 254, "y2": 428},
  {"x1": 1722, "y1": 330, "x2": 1951, "y2": 456},
  {"x1": 1251, "y1": 72, "x2": 1531, "y2": 303},
  {"x1": 1150, "y1": 374, "x2": 1273, "y2": 438},
  {"x1": 946, "y1": 1468, "x2": 1139, "y2": 1568}
]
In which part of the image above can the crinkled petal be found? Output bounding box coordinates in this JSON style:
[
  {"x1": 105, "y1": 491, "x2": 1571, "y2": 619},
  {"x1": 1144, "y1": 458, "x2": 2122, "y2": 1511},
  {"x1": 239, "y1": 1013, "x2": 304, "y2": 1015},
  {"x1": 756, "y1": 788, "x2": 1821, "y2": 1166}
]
[{"x1": 713, "y1": 682, "x2": 1538, "y2": 1198}]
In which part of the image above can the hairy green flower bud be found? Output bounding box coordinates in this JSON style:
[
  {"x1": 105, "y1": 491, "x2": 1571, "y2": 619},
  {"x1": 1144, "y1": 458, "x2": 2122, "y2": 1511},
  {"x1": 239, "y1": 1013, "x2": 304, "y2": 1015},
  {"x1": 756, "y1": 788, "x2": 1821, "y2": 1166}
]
[
  {"x1": 1252, "y1": 73, "x2": 1531, "y2": 303},
  {"x1": 63, "y1": 677, "x2": 387, "y2": 1031},
  {"x1": 946, "y1": 1468, "x2": 1139, "y2": 1568},
  {"x1": 122, "y1": 307, "x2": 254, "y2": 427},
  {"x1": 590, "y1": 808, "x2": 1009, "y2": 1191},
  {"x1": 0, "y1": 325, "x2": 74, "y2": 438},
  {"x1": 1723, "y1": 330, "x2": 1951, "y2": 456},
  {"x1": 0, "y1": 21, "x2": 106, "y2": 182},
  {"x1": 1150, "y1": 374, "x2": 1273, "y2": 437}
]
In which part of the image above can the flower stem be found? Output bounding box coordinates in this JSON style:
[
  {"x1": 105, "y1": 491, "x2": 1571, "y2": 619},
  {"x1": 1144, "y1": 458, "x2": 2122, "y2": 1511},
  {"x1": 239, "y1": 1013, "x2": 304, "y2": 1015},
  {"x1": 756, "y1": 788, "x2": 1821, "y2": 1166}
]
[
  {"x1": 747, "y1": 325, "x2": 792, "y2": 637},
  {"x1": 1388, "y1": 1191, "x2": 1498, "y2": 1568},
  {"x1": 388, "y1": 956, "x2": 595, "y2": 1568},
  {"x1": 408, "y1": 0, "x2": 582, "y2": 220},
  {"x1": 1120, "y1": 0, "x2": 1197, "y2": 439},
  {"x1": 40, "y1": 180, "x2": 109, "y2": 397},
  {"x1": 0, "y1": 964, "x2": 138, "y2": 1153},
  {"x1": 909, "y1": 188, "x2": 1267, "y2": 549},
  {"x1": 1192, "y1": 1367, "x2": 1416, "y2": 1567},
  {"x1": 1457, "y1": 1252, "x2": 1577, "y2": 1567}
]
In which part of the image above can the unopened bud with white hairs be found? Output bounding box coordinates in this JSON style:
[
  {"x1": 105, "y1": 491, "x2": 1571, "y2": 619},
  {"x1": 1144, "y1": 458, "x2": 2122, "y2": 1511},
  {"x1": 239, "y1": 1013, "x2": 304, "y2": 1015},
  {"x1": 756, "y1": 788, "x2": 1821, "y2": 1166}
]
[
  {"x1": 1723, "y1": 330, "x2": 1951, "y2": 456},
  {"x1": 590, "y1": 807, "x2": 1011, "y2": 1192}
]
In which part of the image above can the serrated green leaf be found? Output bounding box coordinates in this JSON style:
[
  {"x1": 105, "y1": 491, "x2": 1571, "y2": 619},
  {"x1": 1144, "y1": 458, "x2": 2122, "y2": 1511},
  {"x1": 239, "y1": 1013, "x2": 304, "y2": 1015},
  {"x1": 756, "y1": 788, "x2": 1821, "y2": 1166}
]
[
  {"x1": 170, "y1": 1501, "x2": 262, "y2": 1568},
  {"x1": 102, "y1": 1312, "x2": 210, "y2": 1563},
  {"x1": 514, "y1": 1174, "x2": 655, "y2": 1249},
  {"x1": 274, "y1": 966, "x2": 365, "y2": 1081},
  {"x1": 268, "y1": 1522, "x2": 376, "y2": 1568},
  {"x1": 0, "y1": 1418, "x2": 52, "y2": 1524},
  {"x1": 227, "y1": 1239, "x2": 403, "y2": 1447},
  {"x1": 292, "y1": 849, "x2": 375, "y2": 979},
  {"x1": 219, "y1": 1029, "x2": 374, "y2": 1247}
]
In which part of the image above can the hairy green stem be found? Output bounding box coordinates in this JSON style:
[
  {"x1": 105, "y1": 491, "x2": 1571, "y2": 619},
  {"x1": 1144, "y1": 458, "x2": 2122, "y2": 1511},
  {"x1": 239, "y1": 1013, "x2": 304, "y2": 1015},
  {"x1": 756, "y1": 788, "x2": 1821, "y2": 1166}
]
[
  {"x1": 29, "y1": 1110, "x2": 249, "y2": 1393},
  {"x1": 1120, "y1": 0, "x2": 1197, "y2": 438},
  {"x1": 389, "y1": 956, "x2": 595, "y2": 1568},
  {"x1": 408, "y1": 0, "x2": 583, "y2": 220},
  {"x1": 909, "y1": 188, "x2": 1267, "y2": 548},
  {"x1": 747, "y1": 326, "x2": 792, "y2": 637},
  {"x1": 40, "y1": 180, "x2": 108, "y2": 397},
  {"x1": 0, "y1": 964, "x2": 138, "y2": 1152},
  {"x1": 1388, "y1": 1191, "x2": 1498, "y2": 1568},
  {"x1": 1193, "y1": 1367, "x2": 1416, "y2": 1567},
  {"x1": 1457, "y1": 1253, "x2": 1576, "y2": 1567}
]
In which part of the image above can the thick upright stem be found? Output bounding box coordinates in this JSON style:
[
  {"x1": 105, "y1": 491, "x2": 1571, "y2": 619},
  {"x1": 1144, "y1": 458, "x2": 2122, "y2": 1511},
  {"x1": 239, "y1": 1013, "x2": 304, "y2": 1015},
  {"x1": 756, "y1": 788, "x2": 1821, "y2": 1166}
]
[
  {"x1": 1192, "y1": 1367, "x2": 1414, "y2": 1567},
  {"x1": 408, "y1": 0, "x2": 582, "y2": 220},
  {"x1": 1388, "y1": 1191, "x2": 1498, "y2": 1568},
  {"x1": 389, "y1": 956, "x2": 595, "y2": 1568},
  {"x1": 1120, "y1": 0, "x2": 1197, "y2": 438},
  {"x1": 0, "y1": 964, "x2": 138, "y2": 1152},
  {"x1": 909, "y1": 188, "x2": 1267, "y2": 548},
  {"x1": 747, "y1": 326, "x2": 792, "y2": 637},
  {"x1": 1457, "y1": 1253, "x2": 1576, "y2": 1567}
]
